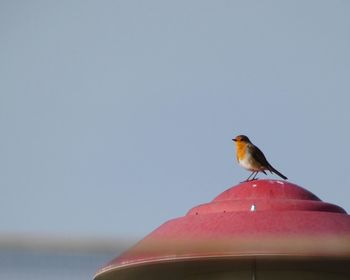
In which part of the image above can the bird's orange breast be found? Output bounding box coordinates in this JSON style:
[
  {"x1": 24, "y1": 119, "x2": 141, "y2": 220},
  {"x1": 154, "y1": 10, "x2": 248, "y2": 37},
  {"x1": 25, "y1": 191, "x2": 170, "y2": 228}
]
[{"x1": 235, "y1": 141, "x2": 247, "y2": 161}]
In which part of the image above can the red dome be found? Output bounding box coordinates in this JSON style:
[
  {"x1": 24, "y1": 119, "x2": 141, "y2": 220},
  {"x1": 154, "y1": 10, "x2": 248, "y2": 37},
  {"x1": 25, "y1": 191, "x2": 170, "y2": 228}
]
[
  {"x1": 95, "y1": 180, "x2": 350, "y2": 279},
  {"x1": 187, "y1": 180, "x2": 345, "y2": 215}
]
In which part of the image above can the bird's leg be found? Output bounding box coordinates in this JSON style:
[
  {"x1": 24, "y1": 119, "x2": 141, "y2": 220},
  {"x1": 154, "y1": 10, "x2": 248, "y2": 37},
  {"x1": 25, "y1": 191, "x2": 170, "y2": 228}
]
[
  {"x1": 241, "y1": 171, "x2": 255, "y2": 183},
  {"x1": 251, "y1": 171, "x2": 259, "y2": 180},
  {"x1": 244, "y1": 171, "x2": 255, "y2": 182}
]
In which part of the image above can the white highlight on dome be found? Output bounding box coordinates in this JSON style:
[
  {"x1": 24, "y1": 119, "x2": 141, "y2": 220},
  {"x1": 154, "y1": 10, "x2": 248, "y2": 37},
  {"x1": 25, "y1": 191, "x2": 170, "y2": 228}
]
[{"x1": 250, "y1": 204, "x2": 256, "y2": 211}]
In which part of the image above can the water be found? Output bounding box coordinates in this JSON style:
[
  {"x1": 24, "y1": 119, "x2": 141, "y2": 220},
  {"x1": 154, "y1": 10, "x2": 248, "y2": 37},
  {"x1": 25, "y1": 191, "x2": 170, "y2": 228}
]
[{"x1": 0, "y1": 248, "x2": 117, "y2": 280}]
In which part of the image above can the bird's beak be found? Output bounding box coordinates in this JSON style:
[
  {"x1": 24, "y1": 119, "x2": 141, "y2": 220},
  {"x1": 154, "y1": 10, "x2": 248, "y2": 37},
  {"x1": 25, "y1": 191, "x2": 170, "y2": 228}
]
[{"x1": 232, "y1": 139, "x2": 236, "y2": 142}]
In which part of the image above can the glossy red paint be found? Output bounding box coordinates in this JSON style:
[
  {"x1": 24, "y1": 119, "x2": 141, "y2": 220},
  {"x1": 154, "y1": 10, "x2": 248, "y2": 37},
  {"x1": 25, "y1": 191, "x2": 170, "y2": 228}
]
[{"x1": 95, "y1": 180, "x2": 350, "y2": 279}]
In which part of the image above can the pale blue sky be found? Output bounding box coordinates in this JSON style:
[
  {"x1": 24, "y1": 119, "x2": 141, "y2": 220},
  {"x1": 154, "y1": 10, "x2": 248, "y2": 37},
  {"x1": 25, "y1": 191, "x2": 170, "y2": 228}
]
[{"x1": 1, "y1": 1, "x2": 350, "y2": 239}]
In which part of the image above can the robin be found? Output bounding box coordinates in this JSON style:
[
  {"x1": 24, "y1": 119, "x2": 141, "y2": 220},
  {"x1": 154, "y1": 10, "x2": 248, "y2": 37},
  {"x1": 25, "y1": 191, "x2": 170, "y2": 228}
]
[{"x1": 232, "y1": 135, "x2": 288, "y2": 181}]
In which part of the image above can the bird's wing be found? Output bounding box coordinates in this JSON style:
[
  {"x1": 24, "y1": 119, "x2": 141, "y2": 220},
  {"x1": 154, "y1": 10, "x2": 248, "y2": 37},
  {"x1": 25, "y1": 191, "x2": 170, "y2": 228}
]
[
  {"x1": 251, "y1": 144, "x2": 288, "y2": 180},
  {"x1": 251, "y1": 145, "x2": 270, "y2": 168}
]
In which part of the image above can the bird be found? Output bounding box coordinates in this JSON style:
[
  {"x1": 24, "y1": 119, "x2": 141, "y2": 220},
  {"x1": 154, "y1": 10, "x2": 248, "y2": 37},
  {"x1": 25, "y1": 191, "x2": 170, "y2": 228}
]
[{"x1": 232, "y1": 135, "x2": 287, "y2": 181}]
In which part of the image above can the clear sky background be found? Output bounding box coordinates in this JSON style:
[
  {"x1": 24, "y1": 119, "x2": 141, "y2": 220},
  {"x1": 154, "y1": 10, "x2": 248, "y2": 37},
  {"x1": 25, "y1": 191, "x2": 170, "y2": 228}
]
[{"x1": 1, "y1": 1, "x2": 350, "y2": 240}]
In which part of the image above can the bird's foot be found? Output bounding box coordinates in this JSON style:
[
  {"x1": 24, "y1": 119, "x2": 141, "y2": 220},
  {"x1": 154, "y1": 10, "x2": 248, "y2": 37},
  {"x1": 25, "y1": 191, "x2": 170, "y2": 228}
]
[{"x1": 241, "y1": 178, "x2": 258, "y2": 183}]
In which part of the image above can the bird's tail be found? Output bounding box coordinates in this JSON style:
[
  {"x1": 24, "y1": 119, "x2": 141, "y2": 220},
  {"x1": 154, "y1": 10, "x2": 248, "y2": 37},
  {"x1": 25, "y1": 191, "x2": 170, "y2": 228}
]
[{"x1": 268, "y1": 165, "x2": 287, "y2": 180}]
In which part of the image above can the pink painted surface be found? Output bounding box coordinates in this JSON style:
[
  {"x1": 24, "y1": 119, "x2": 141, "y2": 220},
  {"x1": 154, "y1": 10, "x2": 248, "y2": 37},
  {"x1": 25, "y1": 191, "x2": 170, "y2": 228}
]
[{"x1": 96, "y1": 180, "x2": 350, "y2": 277}]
